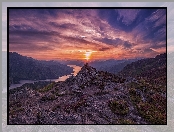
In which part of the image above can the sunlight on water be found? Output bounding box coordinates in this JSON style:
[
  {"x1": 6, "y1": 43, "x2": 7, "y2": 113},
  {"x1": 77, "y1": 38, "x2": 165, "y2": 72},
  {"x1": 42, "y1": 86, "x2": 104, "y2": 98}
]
[{"x1": 8, "y1": 65, "x2": 82, "y2": 90}]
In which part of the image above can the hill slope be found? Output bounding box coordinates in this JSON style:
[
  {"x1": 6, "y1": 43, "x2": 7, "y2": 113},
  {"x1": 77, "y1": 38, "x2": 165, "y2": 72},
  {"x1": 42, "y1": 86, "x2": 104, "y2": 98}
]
[
  {"x1": 119, "y1": 53, "x2": 166, "y2": 88},
  {"x1": 9, "y1": 52, "x2": 73, "y2": 85}
]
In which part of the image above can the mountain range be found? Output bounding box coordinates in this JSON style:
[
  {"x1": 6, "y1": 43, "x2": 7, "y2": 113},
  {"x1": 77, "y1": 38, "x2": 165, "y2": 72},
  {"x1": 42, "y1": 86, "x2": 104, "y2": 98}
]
[
  {"x1": 89, "y1": 58, "x2": 140, "y2": 74},
  {"x1": 58, "y1": 58, "x2": 141, "y2": 74},
  {"x1": 8, "y1": 53, "x2": 166, "y2": 124}
]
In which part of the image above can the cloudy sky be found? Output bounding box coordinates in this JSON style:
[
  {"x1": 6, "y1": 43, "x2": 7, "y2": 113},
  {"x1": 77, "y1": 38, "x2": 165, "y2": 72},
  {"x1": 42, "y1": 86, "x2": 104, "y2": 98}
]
[{"x1": 9, "y1": 8, "x2": 166, "y2": 61}]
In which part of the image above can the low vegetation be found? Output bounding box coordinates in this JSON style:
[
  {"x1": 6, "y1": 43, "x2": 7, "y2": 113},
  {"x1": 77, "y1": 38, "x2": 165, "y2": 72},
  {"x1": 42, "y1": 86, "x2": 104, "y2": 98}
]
[
  {"x1": 108, "y1": 99, "x2": 129, "y2": 115},
  {"x1": 40, "y1": 94, "x2": 57, "y2": 102},
  {"x1": 38, "y1": 82, "x2": 55, "y2": 93}
]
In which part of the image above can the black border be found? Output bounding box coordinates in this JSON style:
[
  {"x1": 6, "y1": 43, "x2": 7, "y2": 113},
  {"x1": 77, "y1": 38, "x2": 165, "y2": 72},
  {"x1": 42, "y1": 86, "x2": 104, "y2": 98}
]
[{"x1": 7, "y1": 7, "x2": 167, "y2": 125}]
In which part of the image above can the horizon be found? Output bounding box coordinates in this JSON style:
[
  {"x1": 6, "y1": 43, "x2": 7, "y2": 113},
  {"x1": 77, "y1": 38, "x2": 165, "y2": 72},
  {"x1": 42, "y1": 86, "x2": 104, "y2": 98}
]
[
  {"x1": 9, "y1": 8, "x2": 166, "y2": 61},
  {"x1": 8, "y1": 51, "x2": 167, "y2": 62}
]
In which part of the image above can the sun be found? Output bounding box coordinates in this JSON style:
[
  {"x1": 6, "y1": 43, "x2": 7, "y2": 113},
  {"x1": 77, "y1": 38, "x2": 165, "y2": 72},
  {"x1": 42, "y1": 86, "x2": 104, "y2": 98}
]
[{"x1": 84, "y1": 51, "x2": 92, "y2": 61}]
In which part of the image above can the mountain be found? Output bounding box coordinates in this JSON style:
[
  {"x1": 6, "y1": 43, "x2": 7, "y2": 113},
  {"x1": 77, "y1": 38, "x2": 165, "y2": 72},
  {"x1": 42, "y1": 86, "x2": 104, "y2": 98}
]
[
  {"x1": 58, "y1": 60, "x2": 84, "y2": 66},
  {"x1": 89, "y1": 59, "x2": 140, "y2": 74},
  {"x1": 9, "y1": 52, "x2": 73, "y2": 85},
  {"x1": 9, "y1": 57, "x2": 166, "y2": 124},
  {"x1": 58, "y1": 58, "x2": 140, "y2": 74}
]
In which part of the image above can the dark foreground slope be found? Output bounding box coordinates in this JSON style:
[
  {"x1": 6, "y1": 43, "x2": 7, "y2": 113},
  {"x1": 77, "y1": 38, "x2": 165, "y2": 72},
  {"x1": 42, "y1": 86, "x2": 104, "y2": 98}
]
[
  {"x1": 9, "y1": 52, "x2": 73, "y2": 85},
  {"x1": 118, "y1": 53, "x2": 167, "y2": 124},
  {"x1": 9, "y1": 55, "x2": 166, "y2": 124}
]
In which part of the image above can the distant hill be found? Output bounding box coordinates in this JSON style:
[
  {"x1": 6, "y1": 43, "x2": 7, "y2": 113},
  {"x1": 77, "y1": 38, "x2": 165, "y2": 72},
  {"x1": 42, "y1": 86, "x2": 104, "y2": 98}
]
[
  {"x1": 9, "y1": 52, "x2": 73, "y2": 85},
  {"x1": 58, "y1": 58, "x2": 141, "y2": 74},
  {"x1": 89, "y1": 59, "x2": 140, "y2": 74},
  {"x1": 58, "y1": 60, "x2": 84, "y2": 66}
]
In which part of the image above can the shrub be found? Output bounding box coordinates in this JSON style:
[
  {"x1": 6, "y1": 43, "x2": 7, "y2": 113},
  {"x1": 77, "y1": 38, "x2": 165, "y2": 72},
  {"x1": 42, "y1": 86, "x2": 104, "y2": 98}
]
[
  {"x1": 129, "y1": 88, "x2": 141, "y2": 103},
  {"x1": 108, "y1": 100, "x2": 129, "y2": 115},
  {"x1": 137, "y1": 101, "x2": 166, "y2": 124}
]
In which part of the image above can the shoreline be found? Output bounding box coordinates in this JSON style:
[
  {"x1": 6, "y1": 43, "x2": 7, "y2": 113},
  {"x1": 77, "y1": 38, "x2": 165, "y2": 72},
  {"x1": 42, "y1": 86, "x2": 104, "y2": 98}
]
[{"x1": 8, "y1": 65, "x2": 81, "y2": 90}]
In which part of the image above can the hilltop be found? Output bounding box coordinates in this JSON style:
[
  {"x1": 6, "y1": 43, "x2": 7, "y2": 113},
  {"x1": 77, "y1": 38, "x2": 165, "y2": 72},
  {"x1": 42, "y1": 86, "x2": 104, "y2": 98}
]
[{"x1": 9, "y1": 54, "x2": 166, "y2": 124}]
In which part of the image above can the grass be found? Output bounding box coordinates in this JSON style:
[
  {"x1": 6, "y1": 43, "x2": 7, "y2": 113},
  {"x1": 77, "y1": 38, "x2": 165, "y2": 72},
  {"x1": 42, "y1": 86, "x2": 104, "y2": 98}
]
[{"x1": 38, "y1": 82, "x2": 55, "y2": 93}]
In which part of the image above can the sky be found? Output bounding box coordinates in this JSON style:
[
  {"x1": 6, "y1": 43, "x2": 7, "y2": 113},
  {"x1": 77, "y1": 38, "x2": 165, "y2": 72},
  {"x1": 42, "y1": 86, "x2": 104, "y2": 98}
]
[{"x1": 9, "y1": 8, "x2": 166, "y2": 61}]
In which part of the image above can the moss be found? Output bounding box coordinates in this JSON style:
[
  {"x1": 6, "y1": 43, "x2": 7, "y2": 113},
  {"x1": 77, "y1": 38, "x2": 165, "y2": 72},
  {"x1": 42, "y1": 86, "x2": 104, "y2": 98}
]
[
  {"x1": 38, "y1": 82, "x2": 55, "y2": 93},
  {"x1": 108, "y1": 100, "x2": 129, "y2": 115}
]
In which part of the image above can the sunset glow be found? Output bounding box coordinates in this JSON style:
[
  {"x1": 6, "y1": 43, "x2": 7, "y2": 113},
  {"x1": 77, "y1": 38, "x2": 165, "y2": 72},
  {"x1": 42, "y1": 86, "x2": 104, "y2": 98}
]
[
  {"x1": 84, "y1": 51, "x2": 92, "y2": 61},
  {"x1": 9, "y1": 9, "x2": 166, "y2": 60}
]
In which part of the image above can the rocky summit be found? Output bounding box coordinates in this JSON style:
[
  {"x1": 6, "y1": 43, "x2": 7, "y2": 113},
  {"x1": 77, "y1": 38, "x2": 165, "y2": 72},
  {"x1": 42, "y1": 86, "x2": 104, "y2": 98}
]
[{"x1": 9, "y1": 62, "x2": 166, "y2": 124}]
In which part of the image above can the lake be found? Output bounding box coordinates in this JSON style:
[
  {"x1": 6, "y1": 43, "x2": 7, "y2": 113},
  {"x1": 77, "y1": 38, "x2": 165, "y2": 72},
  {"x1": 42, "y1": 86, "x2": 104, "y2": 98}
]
[{"x1": 9, "y1": 65, "x2": 82, "y2": 90}]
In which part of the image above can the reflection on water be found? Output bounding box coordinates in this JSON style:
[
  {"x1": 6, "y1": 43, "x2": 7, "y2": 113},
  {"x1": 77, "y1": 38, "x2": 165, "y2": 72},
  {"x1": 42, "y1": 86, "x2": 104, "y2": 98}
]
[
  {"x1": 9, "y1": 65, "x2": 82, "y2": 90},
  {"x1": 68, "y1": 65, "x2": 82, "y2": 76}
]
